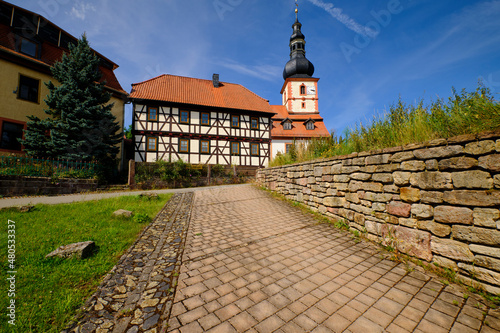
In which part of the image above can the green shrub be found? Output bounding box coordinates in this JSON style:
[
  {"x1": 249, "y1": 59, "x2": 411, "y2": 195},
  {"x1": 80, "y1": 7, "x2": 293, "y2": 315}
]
[
  {"x1": 211, "y1": 164, "x2": 226, "y2": 177},
  {"x1": 133, "y1": 213, "x2": 151, "y2": 223}
]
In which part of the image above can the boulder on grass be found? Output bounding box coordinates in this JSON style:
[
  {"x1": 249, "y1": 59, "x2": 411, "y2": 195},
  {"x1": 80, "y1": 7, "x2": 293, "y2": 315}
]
[
  {"x1": 46, "y1": 241, "x2": 96, "y2": 259},
  {"x1": 113, "y1": 209, "x2": 133, "y2": 217},
  {"x1": 18, "y1": 205, "x2": 34, "y2": 213},
  {"x1": 139, "y1": 193, "x2": 159, "y2": 200}
]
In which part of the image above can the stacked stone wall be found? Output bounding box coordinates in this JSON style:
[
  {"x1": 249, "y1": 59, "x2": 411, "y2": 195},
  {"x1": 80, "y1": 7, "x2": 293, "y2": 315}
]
[
  {"x1": 257, "y1": 132, "x2": 500, "y2": 294},
  {"x1": 0, "y1": 176, "x2": 98, "y2": 197}
]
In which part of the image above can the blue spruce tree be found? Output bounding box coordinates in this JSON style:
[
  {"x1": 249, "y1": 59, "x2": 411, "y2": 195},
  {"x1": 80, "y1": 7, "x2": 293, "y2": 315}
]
[{"x1": 22, "y1": 34, "x2": 121, "y2": 167}]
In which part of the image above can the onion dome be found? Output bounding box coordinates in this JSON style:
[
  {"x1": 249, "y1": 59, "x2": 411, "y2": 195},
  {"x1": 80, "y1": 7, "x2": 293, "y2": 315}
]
[{"x1": 283, "y1": 15, "x2": 315, "y2": 79}]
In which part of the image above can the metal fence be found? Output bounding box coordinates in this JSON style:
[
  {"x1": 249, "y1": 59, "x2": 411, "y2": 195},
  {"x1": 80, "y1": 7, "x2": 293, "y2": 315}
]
[{"x1": 0, "y1": 156, "x2": 98, "y2": 178}]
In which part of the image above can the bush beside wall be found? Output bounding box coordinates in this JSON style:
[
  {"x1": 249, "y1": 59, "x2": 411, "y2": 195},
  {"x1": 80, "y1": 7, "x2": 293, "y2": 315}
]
[{"x1": 257, "y1": 131, "x2": 500, "y2": 294}]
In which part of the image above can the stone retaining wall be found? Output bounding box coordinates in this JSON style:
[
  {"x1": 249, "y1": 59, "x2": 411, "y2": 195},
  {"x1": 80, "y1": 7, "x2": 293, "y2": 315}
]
[
  {"x1": 0, "y1": 176, "x2": 98, "y2": 197},
  {"x1": 257, "y1": 132, "x2": 500, "y2": 294}
]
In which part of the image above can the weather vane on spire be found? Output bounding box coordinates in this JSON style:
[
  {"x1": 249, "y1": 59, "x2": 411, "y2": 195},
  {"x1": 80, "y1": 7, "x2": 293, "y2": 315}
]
[{"x1": 295, "y1": 0, "x2": 299, "y2": 19}]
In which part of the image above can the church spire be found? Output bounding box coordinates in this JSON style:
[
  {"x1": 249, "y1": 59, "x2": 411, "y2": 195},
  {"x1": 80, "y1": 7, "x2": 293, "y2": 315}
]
[{"x1": 283, "y1": 0, "x2": 315, "y2": 79}]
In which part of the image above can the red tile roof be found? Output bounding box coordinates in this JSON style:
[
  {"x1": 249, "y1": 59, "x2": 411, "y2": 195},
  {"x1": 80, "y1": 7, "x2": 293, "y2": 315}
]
[
  {"x1": 130, "y1": 74, "x2": 276, "y2": 114},
  {"x1": 272, "y1": 120, "x2": 330, "y2": 138},
  {"x1": 270, "y1": 105, "x2": 330, "y2": 138}
]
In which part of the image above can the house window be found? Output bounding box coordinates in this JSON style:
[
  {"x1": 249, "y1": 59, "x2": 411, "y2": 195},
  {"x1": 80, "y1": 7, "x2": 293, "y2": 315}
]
[
  {"x1": 300, "y1": 85, "x2": 306, "y2": 95},
  {"x1": 302, "y1": 102, "x2": 306, "y2": 109},
  {"x1": 251, "y1": 143, "x2": 259, "y2": 156},
  {"x1": 306, "y1": 121, "x2": 315, "y2": 130},
  {"x1": 18, "y1": 75, "x2": 39, "y2": 103},
  {"x1": 179, "y1": 139, "x2": 189, "y2": 153},
  {"x1": 200, "y1": 140, "x2": 210, "y2": 154},
  {"x1": 283, "y1": 121, "x2": 292, "y2": 130},
  {"x1": 285, "y1": 143, "x2": 293, "y2": 154},
  {"x1": 201, "y1": 112, "x2": 210, "y2": 126},
  {"x1": 146, "y1": 137, "x2": 157, "y2": 151},
  {"x1": 17, "y1": 37, "x2": 39, "y2": 58},
  {"x1": 148, "y1": 107, "x2": 158, "y2": 121},
  {"x1": 231, "y1": 115, "x2": 240, "y2": 128},
  {"x1": 251, "y1": 117, "x2": 259, "y2": 130},
  {"x1": 180, "y1": 110, "x2": 190, "y2": 124},
  {"x1": 0, "y1": 121, "x2": 24, "y2": 151},
  {"x1": 231, "y1": 142, "x2": 240, "y2": 155}
]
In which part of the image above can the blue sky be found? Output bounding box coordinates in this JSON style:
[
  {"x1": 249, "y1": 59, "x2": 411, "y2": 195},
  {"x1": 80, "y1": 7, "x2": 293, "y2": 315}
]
[{"x1": 12, "y1": 0, "x2": 500, "y2": 136}]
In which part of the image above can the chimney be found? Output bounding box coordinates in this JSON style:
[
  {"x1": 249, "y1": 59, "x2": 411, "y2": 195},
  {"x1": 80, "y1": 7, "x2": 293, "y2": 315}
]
[{"x1": 212, "y1": 73, "x2": 220, "y2": 88}]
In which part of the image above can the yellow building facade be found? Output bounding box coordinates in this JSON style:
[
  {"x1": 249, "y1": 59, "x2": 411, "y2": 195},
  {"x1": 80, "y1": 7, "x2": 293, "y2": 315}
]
[{"x1": 0, "y1": 2, "x2": 127, "y2": 162}]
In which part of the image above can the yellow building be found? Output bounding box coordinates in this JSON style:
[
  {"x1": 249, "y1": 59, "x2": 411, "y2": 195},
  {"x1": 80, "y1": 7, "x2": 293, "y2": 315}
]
[{"x1": 0, "y1": 1, "x2": 127, "y2": 162}]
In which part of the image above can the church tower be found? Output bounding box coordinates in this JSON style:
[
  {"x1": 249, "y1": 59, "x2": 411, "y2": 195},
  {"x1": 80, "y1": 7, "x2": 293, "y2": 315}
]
[
  {"x1": 281, "y1": 5, "x2": 319, "y2": 114},
  {"x1": 269, "y1": 1, "x2": 329, "y2": 160}
]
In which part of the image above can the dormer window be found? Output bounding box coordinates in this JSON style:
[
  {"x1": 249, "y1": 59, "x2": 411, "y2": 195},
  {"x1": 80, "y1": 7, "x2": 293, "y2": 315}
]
[
  {"x1": 305, "y1": 120, "x2": 315, "y2": 130},
  {"x1": 16, "y1": 36, "x2": 39, "y2": 58},
  {"x1": 283, "y1": 121, "x2": 292, "y2": 130}
]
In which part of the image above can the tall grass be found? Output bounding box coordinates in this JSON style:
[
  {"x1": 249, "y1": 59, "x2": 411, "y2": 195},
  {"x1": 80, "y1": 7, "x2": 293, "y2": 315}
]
[{"x1": 270, "y1": 82, "x2": 500, "y2": 167}]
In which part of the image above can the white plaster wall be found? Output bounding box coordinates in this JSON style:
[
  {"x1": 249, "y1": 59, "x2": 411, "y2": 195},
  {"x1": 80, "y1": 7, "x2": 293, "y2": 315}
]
[
  {"x1": 282, "y1": 81, "x2": 318, "y2": 113},
  {"x1": 272, "y1": 139, "x2": 292, "y2": 158},
  {"x1": 271, "y1": 139, "x2": 312, "y2": 160}
]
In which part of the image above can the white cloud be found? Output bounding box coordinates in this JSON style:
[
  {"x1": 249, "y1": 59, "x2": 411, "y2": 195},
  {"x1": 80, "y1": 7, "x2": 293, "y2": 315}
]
[
  {"x1": 69, "y1": 2, "x2": 96, "y2": 20},
  {"x1": 218, "y1": 60, "x2": 282, "y2": 82},
  {"x1": 305, "y1": 0, "x2": 377, "y2": 37},
  {"x1": 399, "y1": 1, "x2": 500, "y2": 81}
]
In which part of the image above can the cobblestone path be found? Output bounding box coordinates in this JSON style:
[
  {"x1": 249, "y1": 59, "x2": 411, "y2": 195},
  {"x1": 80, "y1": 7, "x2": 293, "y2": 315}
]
[
  {"x1": 64, "y1": 192, "x2": 194, "y2": 333},
  {"x1": 167, "y1": 186, "x2": 500, "y2": 333},
  {"x1": 65, "y1": 185, "x2": 500, "y2": 333}
]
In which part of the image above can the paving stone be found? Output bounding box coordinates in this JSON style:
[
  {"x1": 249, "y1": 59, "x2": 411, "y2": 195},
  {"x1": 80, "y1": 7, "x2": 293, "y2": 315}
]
[
  {"x1": 457, "y1": 313, "x2": 482, "y2": 330},
  {"x1": 450, "y1": 322, "x2": 479, "y2": 333},
  {"x1": 323, "y1": 314, "x2": 353, "y2": 332},
  {"x1": 64, "y1": 186, "x2": 500, "y2": 333},
  {"x1": 423, "y1": 308, "x2": 455, "y2": 329},
  {"x1": 293, "y1": 313, "x2": 318, "y2": 331},
  {"x1": 214, "y1": 304, "x2": 241, "y2": 321},
  {"x1": 228, "y1": 312, "x2": 258, "y2": 331},
  {"x1": 385, "y1": 323, "x2": 411, "y2": 333},
  {"x1": 205, "y1": 321, "x2": 237, "y2": 333},
  {"x1": 416, "y1": 318, "x2": 450, "y2": 333},
  {"x1": 348, "y1": 316, "x2": 385, "y2": 333},
  {"x1": 247, "y1": 300, "x2": 278, "y2": 321},
  {"x1": 198, "y1": 313, "x2": 220, "y2": 331},
  {"x1": 363, "y1": 307, "x2": 394, "y2": 327}
]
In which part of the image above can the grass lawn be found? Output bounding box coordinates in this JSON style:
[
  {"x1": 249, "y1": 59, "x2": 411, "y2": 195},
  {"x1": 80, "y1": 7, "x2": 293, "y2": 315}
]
[{"x1": 0, "y1": 194, "x2": 172, "y2": 332}]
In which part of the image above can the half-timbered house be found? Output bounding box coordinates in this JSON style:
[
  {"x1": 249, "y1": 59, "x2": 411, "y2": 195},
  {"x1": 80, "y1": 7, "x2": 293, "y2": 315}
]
[{"x1": 129, "y1": 74, "x2": 275, "y2": 168}]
